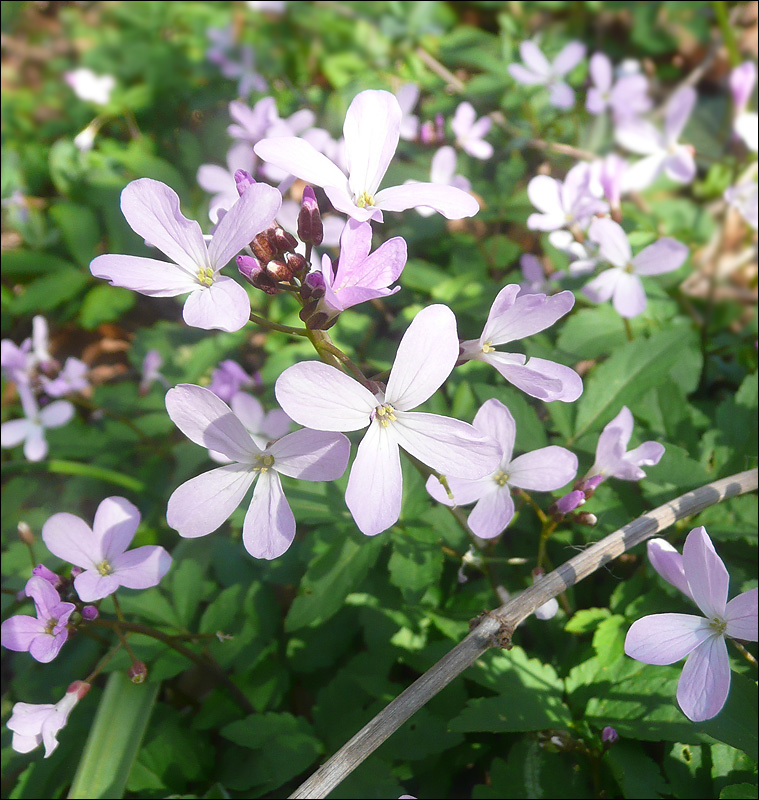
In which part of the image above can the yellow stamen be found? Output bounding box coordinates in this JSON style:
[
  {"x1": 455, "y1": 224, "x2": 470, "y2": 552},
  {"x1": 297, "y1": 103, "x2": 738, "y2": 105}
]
[
  {"x1": 493, "y1": 471, "x2": 509, "y2": 487},
  {"x1": 96, "y1": 560, "x2": 113, "y2": 576},
  {"x1": 481, "y1": 341, "x2": 495, "y2": 354},
  {"x1": 356, "y1": 191, "x2": 375, "y2": 208},
  {"x1": 375, "y1": 403, "x2": 397, "y2": 428},
  {"x1": 197, "y1": 266, "x2": 215, "y2": 287},
  {"x1": 255, "y1": 454, "x2": 275, "y2": 473}
]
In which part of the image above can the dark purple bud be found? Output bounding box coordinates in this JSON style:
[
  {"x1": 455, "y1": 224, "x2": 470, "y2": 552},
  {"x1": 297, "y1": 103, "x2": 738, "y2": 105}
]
[
  {"x1": 234, "y1": 169, "x2": 256, "y2": 196},
  {"x1": 251, "y1": 226, "x2": 279, "y2": 263},
  {"x1": 551, "y1": 490, "x2": 586, "y2": 517},
  {"x1": 18, "y1": 521, "x2": 34, "y2": 545},
  {"x1": 81, "y1": 605, "x2": 99, "y2": 620},
  {"x1": 301, "y1": 270, "x2": 326, "y2": 301},
  {"x1": 601, "y1": 726, "x2": 618, "y2": 746},
  {"x1": 32, "y1": 564, "x2": 62, "y2": 588},
  {"x1": 274, "y1": 227, "x2": 298, "y2": 254},
  {"x1": 285, "y1": 252, "x2": 308, "y2": 278},
  {"x1": 237, "y1": 255, "x2": 280, "y2": 295},
  {"x1": 297, "y1": 186, "x2": 324, "y2": 246},
  {"x1": 128, "y1": 660, "x2": 148, "y2": 684},
  {"x1": 266, "y1": 258, "x2": 294, "y2": 283}
]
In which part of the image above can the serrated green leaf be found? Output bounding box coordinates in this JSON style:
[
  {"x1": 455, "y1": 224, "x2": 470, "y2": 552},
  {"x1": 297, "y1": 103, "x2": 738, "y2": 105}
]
[{"x1": 606, "y1": 741, "x2": 669, "y2": 799}]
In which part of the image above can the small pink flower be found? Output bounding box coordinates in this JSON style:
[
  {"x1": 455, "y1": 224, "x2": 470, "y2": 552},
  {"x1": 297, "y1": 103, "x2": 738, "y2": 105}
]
[
  {"x1": 42, "y1": 497, "x2": 172, "y2": 602},
  {"x1": 586, "y1": 53, "x2": 651, "y2": 122},
  {"x1": 625, "y1": 527, "x2": 758, "y2": 721},
  {"x1": 451, "y1": 102, "x2": 493, "y2": 160},
  {"x1": 508, "y1": 40, "x2": 586, "y2": 108},
  {"x1": 208, "y1": 359, "x2": 259, "y2": 403},
  {"x1": 8, "y1": 681, "x2": 90, "y2": 757}
]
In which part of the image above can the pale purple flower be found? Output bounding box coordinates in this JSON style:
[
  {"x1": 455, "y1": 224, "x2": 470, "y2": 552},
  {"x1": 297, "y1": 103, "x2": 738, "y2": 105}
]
[
  {"x1": 601, "y1": 726, "x2": 618, "y2": 745},
  {"x1": 451, "y1": 102, "x2": 493, "y2": 160},
  {"x1": 228, "y1": 97, "x2": 279, "y2": 145},
  {"x1": 32, "y1": 564, "x2": 62, "y2": 588},
  {"x1": 313, "y1": 218, "x2": 407, "y2": 323},
  {"x1": 247, "y1": 0, "x2": 286, "y2": 14},
  {"x1": 586, "y1": 53, "x2": 651, "y2": 121},
  {"x1": 527, "y1": 163, "x2": 608, "y2": 233},
  {"x1": 139, "y1": 350, "x2": 169, "y2": 394},
  {"x1": 258, "y1": 108, "x2": 319, "y2": 185},
  {"x1": 206, "y1": 27, "x2": 267, "y2": 96},
  {"x1": 8, "y1": 681, "x2": 90, "y2": 757},
  {"x1": 548, "y1": 230, "x2": 599, "y2": 277},
  {"x1": 735, "y1": 112, "x2": 758, "y2": 152},
  {"x1": 275, "y1": 305, "x2": 502, "y2": 537},
  {"x1": 41, "y1": 357, "x2": 89, "y2": 398},
  {"x1": 254, "y1": 90, "x2": 480, "y2": 222},
  {"x1": 166, "y1": 385, "x2": 349, "y2": 559},
  {"x1": 583, "y1": 218, "x2": 689, "y2": 318},
  {"x1": 427, "y1": 399, "x2": 577, "y2": 538},
  {"x1": 616, "y1": 87, "x2": 697, "y2": 190},
  {"x1": 518, "y1": 254, "x2": 564, "y2": 296},
  {"x1": 595, "y1": 153, "x2": 628, "y2": 211},
  {"x1": 42, "y1": 496, "x2": 172, "y2": 602},
  {"x1": 729, "y1": 61, "x2": 756, "y2": 114},
  {"x1": 31, "y1": 315, "x2": 54, "y2": 370},
  {"x1": 583, "y1": 406, "x2": 664, "y2": 484},
  {"x1": 1, "y1": 576, "x2": 75, "y2": 662},
  {"x1": 625, "y1": 526, "x2": 758, "y2": 721},
  {"x1": 458, "y1": 285, "x2": 583, "y2": 402},
  {"x1": 197, "y1": 142, "x2": 257, "y2": 223},
  {"x1": 209, "y1": 391, "x2": 291, "y2": 460},
  {"x1": 396, "y1": 83, "x2": 420, "y2": 141},
  {"x1": 64, "y1": 68, "x2": 115, "y2": 105},
  {"x1": 410, "y1": 146, "x2": 471, "y2": 218},
  {"x1": 90, "y1": 178, "x2": 281, "y2": 332},
  {"x1": 0, "y1": 385, "x2": 74, "y2": 462},
  {"x1": 724, "y1": 180, "x2": 758, "y2": 230},
  {"x1": 208, "y1": 359, "x2": 259, "y2": 403},
  {"x1": 508, "y1": 40, "x2": 587, "y2": 109},
  {"x1": 1, "y1": 338, "x2": 34, "y2": 386}
]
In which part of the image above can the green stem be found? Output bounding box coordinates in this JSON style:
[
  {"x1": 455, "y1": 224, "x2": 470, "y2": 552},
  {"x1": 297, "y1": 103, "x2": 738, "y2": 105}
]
[
  {"x1": 711, "y1": 1, "x2": 740, "y2": 66},
  {"x1": 249, "y1": 311, "x2": 309, "y2": 337},
  {"x1": 622, "y1": 317, "x2": 634, "y2": 342}
]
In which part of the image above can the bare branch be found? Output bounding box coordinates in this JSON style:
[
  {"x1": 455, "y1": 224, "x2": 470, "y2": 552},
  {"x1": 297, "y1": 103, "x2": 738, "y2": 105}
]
[{"x1": 290, "y1": 468, "x2": 758, "y2": 799}]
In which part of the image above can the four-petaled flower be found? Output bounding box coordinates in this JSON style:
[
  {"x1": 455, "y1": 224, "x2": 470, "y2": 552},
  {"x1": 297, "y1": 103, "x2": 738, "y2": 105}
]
[
  {"x1": 527, "y1": 163, "x2": 608, "y2": 233},
  {"x1": 208, "y1": 391, "x2": 291, "y2": 460},
  {"x1": 254, "y1": 90, "x2": 480, "y2": 222},
  {"x1": 166, "y1": 385, "x2": 350, "y2": 559},
  {"x1": 458, "y1": 285, "x2": 583, "y2": 402},
  {"x1": 0, "y1": 384, "x2": 74, "y2": 462},
  {"x1": 583, "y1": 218, "x2": 689, "y2": 318},
  {"x1": 1, "y1": 576, "x2": 76, "y2": 663},
  {"x1": 276, "y1": 305, "x2": 502, "y2": 536},
  {"x1": 8, "y1": 681, "x2": 90, "y2": 758},
  {"x1": 508, "y1": 40, "x2": 586, "y2": 109},
  {"x1": 451, "y1": 102, "x2": 493, "y2": 160},
  {"x1": 90, "y1": 178, "x2": 281, "y2": 332},
  {"x1": 625, "y1": 527, "x2": 758, "y2": 721},
  {"x1": 427, "y1": 399, "x2": 577, "y2": 539},
  {"x1": 42, "y1": 496, "x2": 172, "y2": 602},
  {"x1": 586, "y1": 53, "x2": 651, "y2": 121}
]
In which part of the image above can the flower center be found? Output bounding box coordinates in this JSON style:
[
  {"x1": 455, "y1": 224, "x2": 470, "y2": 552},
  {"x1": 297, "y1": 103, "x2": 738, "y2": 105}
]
[
  {"x1": 624, "y1": 262, "x2": 635, "y2": 274},
  {"x1": 708, "y1": 616, "x2": 727, "y2": 636},
  {"x1": 481, "y1": 341, "x2": 495, "y2": 354},
  {"x1": 493, "y1": 470, "x2": 509, "y2": 487},
  {"x1": 96, "y1": 559, "x2": 113, "y2": 576},
  {"x1": 197, "y1": 266, "x2": 215, "y2": 287},
  {"x1": 255, "y1": 454, "x2": 275, "y2": 473},
  {"x1": 374, "y1": 403, "x2": 397, "y2": 428},
  {"x1": 44, "y1": 617, "x2": 59, "y2": 635},
  {"x1": 356, "y1": 191, "x2": 375, "y2": 208}
]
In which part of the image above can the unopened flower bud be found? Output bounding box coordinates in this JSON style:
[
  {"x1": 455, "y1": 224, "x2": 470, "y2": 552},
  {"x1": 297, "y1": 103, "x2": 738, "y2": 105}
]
[
  {"x1": 576, "y1": 512, "x2": 598, "y2": 527},
  {"x1": 297, "y1": 186, "x2": 324, "y2": 246},
  {"x1": 128, "y1": 661, "x2": 148, "y2": 684},
  {"x1": 70, "y1": 566, "x2": 83, "y2": 578},
  {"x1": 577, "y1": 474, "x2": 604, "y2": 497},
  {"x1": 81, "y1": 605, "x2": 99, "y2": 620},
  {"x1": 550, "y1": 489, "x2": 586, "y2": 518},
  {"x1": 237, "y1": 255, "x2": 279, "y2": 295},
  {"x1": 32, "y1": 564, "x2": 62, "y2": 588},
  {"x1": 601, "y1": 726, "x2": 618, "y2": 746},
  {"x1": 285, "y1": 251, "x2": 307, "y2": 278},
  {"x1": 251, "y1": 226, "x2": 279, "y2": 263},
  {"x1": 68, "y1": 680, "x2": 91, "y2": 700},
  {"x1": 17, "y1": 522, "x2": 34, "y2": 545},
  {"x1": 301, "y1": 270, "x2": 326, "y2": 301},
  {"x1": 266, "y1": 258, "x2": 294, "y2": 283},
  {"x1": 274, "y1": 227, "x2": 298, "y2": 255},
  {"x1": 234, "y1": 169, "x2": 256, "y2": 196}
]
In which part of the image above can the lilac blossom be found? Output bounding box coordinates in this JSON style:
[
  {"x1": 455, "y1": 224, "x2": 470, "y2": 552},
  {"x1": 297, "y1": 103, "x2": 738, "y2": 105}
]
[
  {"x1": 580, "y1": 406, "x2": 664, "y2": 487},
  {"x1": 527, "y1": 163, "x2": 608, "y2": 233},
  {"x1": 206, "y1": 27, "x2": 266, "y2": 96},
  {"x1": 41, "y1": 357, "x2": 89, "y2": 398},
  {"x1": 458, "y1": 285, "x2": 583, "y2": 403},
  {"x1": 257, "y1": 108, "x2": 319, "y2": 185},
  {"x1": 616, "y1": 87, "x2": 697, "y2": 190},
  {"x1": 427, "y1": 399, "x2": 577, "y2": 539},
  {"x1": 1, "y1": 576, "x2": 75, "y2": 663},
  {"x1": 583, "y1": 218, "x2": 689, "y2": 318},
  {"x1": 518, "y1": 254, "x2": 564, "y2": 295},
  {"x1": 724, "y1": 179, "x2": 758, "y2": 230},
  {"x1": 228, "y1": 97, "x2": 279, "y2": 145},
  {"x1": 729, "y1": 60, "x2": 757, "y2": 148},
  {"x1": 208, "y1": 359, "x2": 259, "y2": 403},
  {"x1": 8, "y1": 681, "x2": 90, "y2": 757},
  {"x1": 42, "y1": 496, "x2": 172, "y2": 602},
  {"x1": 595, "y1": 153, "x2": 628, "y2": 213},
  {"x1": 209, "y1": 392, "x2": 291, "y2": 460},
  {"x1": 166, "y1": 385, "x2": 350, "y2": 559},
  {"x1": 275, "y1": 305, "x2": 502, "y2": 537},
  {"x1": 197, "y1": 142, "x2": 257, "y2": 223},
  {"x1": 411, "y1": 146, "x2": 471, "y2": 218},
  {"x1": 139, "y1": 350, "x2": 169, "y2": 394},
  {"x1": 1, "y1": 338, "x2": 33, "y2": 386},
  {"x1": 254, "y1": 90, "x2": 480, "y2": 222},
  {"x1": 548, "y1": 230, "x2": 599, "y2": 276},
  {"x1": 625, "y1": 526, "x2": 758, "y2": 721},
  {"x1": 64, "y1": 68, "x2": 115, "y2": 105},
  {"x1": 312, "y1": 218, "x2": 407, "y2": 323},
  {"x1": 508, "y1": 40, "x2": 586, "y2": 109},
  {"x1": 396, "y1": 83, "x2": 420, "y2": 141},
  {"x1": 0, "y1": 385, "x2": 74, "y2": 462},
  {"x1": 90, "y1": 178, "x2": 281, "y2": 332},
  {"x1": 586, "y1": 53, "x2": 651, "y2": 121},
  {"x1": 451, "y1": 102, "x2": 493, "y2": 160}
]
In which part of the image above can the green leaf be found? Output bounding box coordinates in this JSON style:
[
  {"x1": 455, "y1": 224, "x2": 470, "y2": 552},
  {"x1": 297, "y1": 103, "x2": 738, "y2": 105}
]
[
  {"x1": 720, "y1": 784, "x2": 758, "y2": 799},
  {"x1": 388, "y1": 526, "x2": 444, "y2": 602},
  {"x1": 698, "y1": 672, "x2": 758, "y2": 761},
  {"x1": 606, "y1": 741, "x2": 669, "y2": 798},
  {"x1": 285, "y1": 535, "x2": 384, "y2": 631},
  {"x1": 8, "y1": 265, "x2": 89, "y2": 315},
  {"x1": 69, "y1": 673, "x2": 159, "y2": 799},
  {"x1": 79, "y1": 285, "x2": 136, "y2": 329},
  {"x1": 565, "y1": 607, "x2": 611, "y2": 633},
  {"x1": 49, "y1": 202, "x2": 100, "y2": 268},
  {"x1": 572, "y1": 329, "x2": 689, "y2": 441}
]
